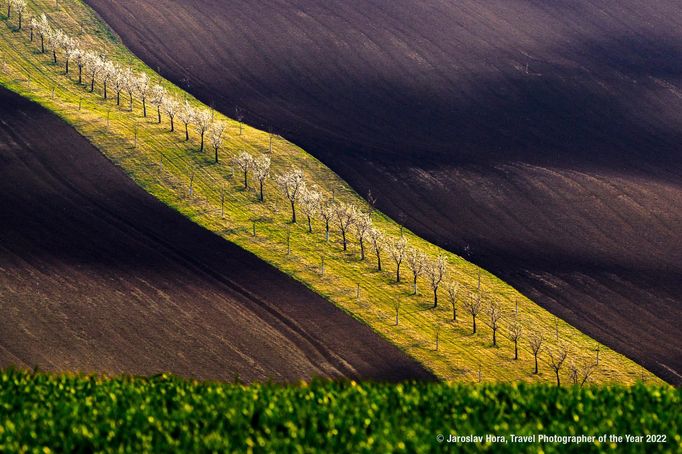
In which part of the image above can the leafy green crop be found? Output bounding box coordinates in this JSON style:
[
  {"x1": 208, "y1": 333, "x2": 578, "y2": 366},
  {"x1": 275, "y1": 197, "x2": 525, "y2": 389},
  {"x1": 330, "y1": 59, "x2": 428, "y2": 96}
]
[{"x1": 0, "y1": 370, "x2": 678, "y2": 453}]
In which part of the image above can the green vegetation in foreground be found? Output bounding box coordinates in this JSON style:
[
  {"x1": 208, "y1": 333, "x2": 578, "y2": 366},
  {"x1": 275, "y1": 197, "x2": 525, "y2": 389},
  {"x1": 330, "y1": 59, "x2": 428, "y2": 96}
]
[
  {"x1": 0, "y1": 370, "x2": 679, "y2": 453},
  {"x1": 0, "y1": 0, "x2": 660, "y2": 384}
]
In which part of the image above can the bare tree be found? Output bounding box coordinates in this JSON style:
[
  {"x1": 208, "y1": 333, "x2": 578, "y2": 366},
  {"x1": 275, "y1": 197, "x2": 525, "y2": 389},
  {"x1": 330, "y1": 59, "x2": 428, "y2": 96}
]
[
  {"x1": 235, "y1": 107, "x2": 244, "y2": 135},
  {"x1": 486, "y1": 301, "x2": 503, "y2": 346},
  {"x1": 300, "y1": 187, "x2": 321, "y2": 233},
  {"x1": 426, "y1": 256, "x2": 446, "y2": 307},
  {"x1": 389, "y1": 236, "x2": 407, "y2": 283},
  {"x1": 445, "y1": 282, "x2": 459, "y2": 321},
  {"x1": 29, "y1": 14, "x2": 36, "y2": 41},
  {"x1": 394, "y1": 300, "x2": 401, "y2": 326},
  {"x1": 49, "y1": 28, "x2": 66, "y2": 65},
  {"x1": 178, "y1": 100, "x2": 194, "y2": 140},
  {"x1": 135, "y1": 72, "x2": 151, "y2": 117},
  {"x1": 547, "y1": 344, "x2": 569, "y2": 386},
  {"x1": 233, "y1": 151, "x2": 253, "y2": 189},
  {"x1": 353, "y1": 212, "x2": 372, "y2": 260},
  {"x1": 319, "y1": 199, "x2": 334, "y2": 242},
  {"x1": 528, "y1": 332, "x2": 544, "y2": 374},
  {"x1": 463, "y1": 291, "x2": 483, "y2": 334},
  {"x1": 6, "y1": 0, "x2": 11, "y2": 19},
  {"x1": 507, "y1": 319, "x2": 523, "y2": 360},
  {"x1": 210, "y1": 122, "x2": 226, "y2": 163},
  {"x1": 150, "y1": 85, "x2": 166, "y2": 124},
  {"x1": 74, "y1": 48, "x2": 85, "y2": 84},
  {"x1": 162, "y1": 97, "x2": 179, "y2": 132},
  {"x1": 333, "y1": 202, "x2": 357, "y2": 251},
  {"x1": 368, "y1": 228, "x2": 384, "y2": 271},
  {"x1": 406, "y1": 248, "x2": 426, "y2": 295},
  {"x1": 578, "y1": 360, "x2": 597, "y2": 387},
  {"x1": 252, "y1": 155, "x2": 271, "y2": 202},
  {"x1": 277, "y1": 168, "x2": 306, "y2": 223},
  {"x1": 194, "y1": 109, "x2": 212, "y2": 152}
]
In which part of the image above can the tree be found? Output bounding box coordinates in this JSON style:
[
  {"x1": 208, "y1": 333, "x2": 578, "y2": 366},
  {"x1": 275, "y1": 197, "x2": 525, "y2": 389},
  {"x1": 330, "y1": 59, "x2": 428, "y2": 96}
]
[
  {"x1": 252, "y1": 155, "x2": 271, "y2": 202},
  {"x1": 486, "y1": 301, "x2": 503, "y2": 346},
  {"x1": 507, "y1": 319, "x2": 523, "y2": 360},
  {"x1": 233, "y1": 151, "x2": 253, "y2": 189},
  {"x1": 74, "y1": 48, "x2": 85, "y2": 84},
  {"x1": 29, "y1": 15, "x2": 37, "y2": 41},
  {"x1": 194, "y1": 109, "x2": 212, "y2": 152},
  {"x1": 111, "y1": 66, "x2": 127, "y2": 106},
  {"x1": 353, "y1": 212, "x2": 372, "y2": 260},
  {"x1": 121, "y1": 67, "x2": 135, "y2": 109},
  {"x1": 528, "y1": 332, "x2": 544, "y2": 374},
  {"x1": 49, "y1": 28, "x2": 66, "y2": 65},
  {"x1": 6, "y1": 0, "x2": 10, "y2": 18},
  {"x1": 12, "y1": 0, "x2": 26, "y2": 30},
  {"x1": 389, "y1": 236, "x2": 407, "y2": 283},
  {"x1": 463, "y1": 291, "x2": 482, "y2": 334},
  {"x1": 36, "y1": 14, "x2": 49, "y2": 54},
  {"x1": 135, "y1": 72, "x2": 151, "y2": 117},
  {"x1": 445, "y1": 282, "x2": 459, "y2": 321},
  {"x1": 178, "y1": 100, "x2": 194, "y2": 140},
  {"x1": 319, "y1": 199, "x2": 334, "y2": 242},
  {"x1": 209, "y1": 122, "x2": 226, "y2": 163},
  {"x1": 235, "y1": 106, "x2": 244, "y2": 135},
  {"x1": 333, "y1": 202, "x2": 357, "y2": 251},
  {"x1": 162, "y1": 97, "x2": 179, "y2": 132},
  {"x1": 547, "y1": 344, "x2": 569, "y2": 386},
  {"x1": 277, "y1": 168, "x2": 305, "y2": 223},
  {"x1": 84, "y1": 51, "x2": 103, "y2": 93},
  {"x1": 150, "y1": 85, "x2": 166, "y2": 124},
  {"x1": 406, "y1": 248, "x2": 426, "y2": 295},
  {"x1": 61, "y1": 36, "x2": 78, "y2": 75},
  {"x1": 578, "y1": 360, "x2": 597, "y2": 387},
  {"x1": 368, "y1": 228, "x2": 384, "y2": 271},
  {"x1": 100, "y1": 61, "x2": 116, "y2": 99},
  {"x1": 394, "y1": 300, "x2": 401, "y2": 326},
  {"x1": 426, "y1": 256, "x2": 446, "y2": 307},
  {"x1": 300, "y1": 188, "x2": 321, "y2": 233}
]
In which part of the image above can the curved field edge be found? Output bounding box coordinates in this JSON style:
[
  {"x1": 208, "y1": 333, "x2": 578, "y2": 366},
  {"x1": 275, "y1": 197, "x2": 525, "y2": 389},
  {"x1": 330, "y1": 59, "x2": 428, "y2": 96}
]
[
  {"x1": 0, "y1": 1, "x2": 657, "y2": 384},
  {"x1": 0, "y1": 370, "x2": 679, "y2": 453}
]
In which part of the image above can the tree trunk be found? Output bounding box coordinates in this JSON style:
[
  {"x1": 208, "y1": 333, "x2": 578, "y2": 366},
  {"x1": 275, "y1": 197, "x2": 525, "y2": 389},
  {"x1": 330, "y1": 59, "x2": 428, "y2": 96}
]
[
  {"x1": 90, "y1": 77, "x2": 95, "y2": 93},
  {"x1": 142, "y1": 99, "x2": 147, "y2": 117},
  {"x1": 534, "y1": 354, "x2": 539, "y2": 374},
  {"x1": 396, "y1": 263, "x2": 401, "y2": 283},
  {"x1": 492, "y1": 328, "x2": 497, "y2": 346},
  {"x1": 184, "y1": 123, "x2": 189, "y2": 141},
  {"x1": 30, "y1": 27, "x2": 33, "y2": 42},
  {"x1": 259, "y1": 180, "x2": 264, "y2": 202},
  {"x1": 243, "y1": 170, "x2": 248, "y2": 189},
  {"x1": 170, "y1": 116, "x2": 174, "y2": 132},
  {"x1": 129, "y1": 93, "x2": 133, "y2": 110},
  {"x1": 376, "y1": 251, "x2": 381, "y2": 271},
  {"x1": 472, "y1": 315, "x2": 477, "y2": 334},
  {"x1": 307, "y1": 216, "x2": 312, "y2": 233},
  {"x1": 290, "y1": 200, "x2": 296, "y2": 223},
  {"x1": 117, "y1": 91, "x2": 121, "y2": 106},
  {"x1": 52, "y1": 49, "x2": 57, "y2": 64},
  {"x1": 200, "y1": 131, "x2": 205, "y2": 152},
  {"x1": 40, "y1": 35, "x2": 44, "y2": 53},
  {"x1": 214, "y1": 147, "x2": 219, "y2": 163},
  {"x1": 413, "y1": 276, "x2": 418, "y2": 295},
  {"x1": 341, "y1": 230, "x2": 347, "y2": 250},
  {"x1": 103, "y1": 81, "x2": 107, "y2": 99},
  {"x1": 157, "y1": 106, "x2": 161, "y2": 124},
  {"x1": 514, "y1": 340, "x2": 518, "y2": 360},
  {"x1": 555, "y1": 371, "x2": 560, "y2": 387},
  {"x1": 359, "y1": 239, "x2": 365, "y2": 260},
  {"x1": 452, "y1": 304, "x2": 456, "y2": 321},
  {"x1": 325, "y1": 222, "x2": 329, "y2": 242},
  {"x1": 6, "y1": 4, "x2": 10, "y2": 18},
  {"x1": 78, "y1": 66, "x2": 82, "y2": 84},
  {"x1": 18, "y1": 13, "x2": 22, "y2": 30},
  {"x1": 65, "y1": 59, "x2": 69, "y2": 75},
  {"x1": 433, "y1": 288, "x2": 438, "y2": 308}
]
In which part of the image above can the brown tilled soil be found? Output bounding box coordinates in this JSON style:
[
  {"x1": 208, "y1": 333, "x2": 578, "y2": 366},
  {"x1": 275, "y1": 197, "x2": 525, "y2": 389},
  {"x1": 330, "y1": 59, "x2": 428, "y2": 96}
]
[
  {"x1": 85, "y1": 0, "x2": 682, "y2": 384},
  {"x1": 0, "y1": 87, "x2": 433, "y2": 382}
]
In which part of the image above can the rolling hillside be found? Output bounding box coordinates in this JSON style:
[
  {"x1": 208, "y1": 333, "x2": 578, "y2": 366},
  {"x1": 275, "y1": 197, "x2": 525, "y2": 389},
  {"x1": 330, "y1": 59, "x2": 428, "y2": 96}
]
[
  {"x1": 0, "y1": 86, "x2": 433, "y2": 382},
  {"x1": 84, "y1": 0, "x2": 682, "y2": 384}
]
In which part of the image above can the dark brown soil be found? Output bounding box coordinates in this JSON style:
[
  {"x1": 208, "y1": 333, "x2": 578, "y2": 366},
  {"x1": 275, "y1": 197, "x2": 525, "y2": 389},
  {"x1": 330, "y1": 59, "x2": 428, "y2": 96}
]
[
  {"x1": 84, "y1": 0, "x2": 682, "y2": 384},
  {"x1": 0, "y1": 86, "x2": 433, "y2": 383}
]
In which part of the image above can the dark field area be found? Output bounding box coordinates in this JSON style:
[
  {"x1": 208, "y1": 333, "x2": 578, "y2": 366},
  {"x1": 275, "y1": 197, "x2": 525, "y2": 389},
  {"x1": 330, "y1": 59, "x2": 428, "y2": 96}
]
[
  {"x1": 0, "y1": 86, "x2": 433, "y2": 382},
  {"x1": 85, "y1": 0, "x2": 682, "y2": 384}
]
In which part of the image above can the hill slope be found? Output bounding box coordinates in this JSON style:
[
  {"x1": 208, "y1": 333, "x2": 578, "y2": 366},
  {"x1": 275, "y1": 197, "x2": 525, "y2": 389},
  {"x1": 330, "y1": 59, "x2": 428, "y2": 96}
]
[
  {"x1": 84, "y1": 0, "x2": 682, "y2": 383},
  {"x1": 0, "y1": 86, "x2": 434, "y2": 382}
]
